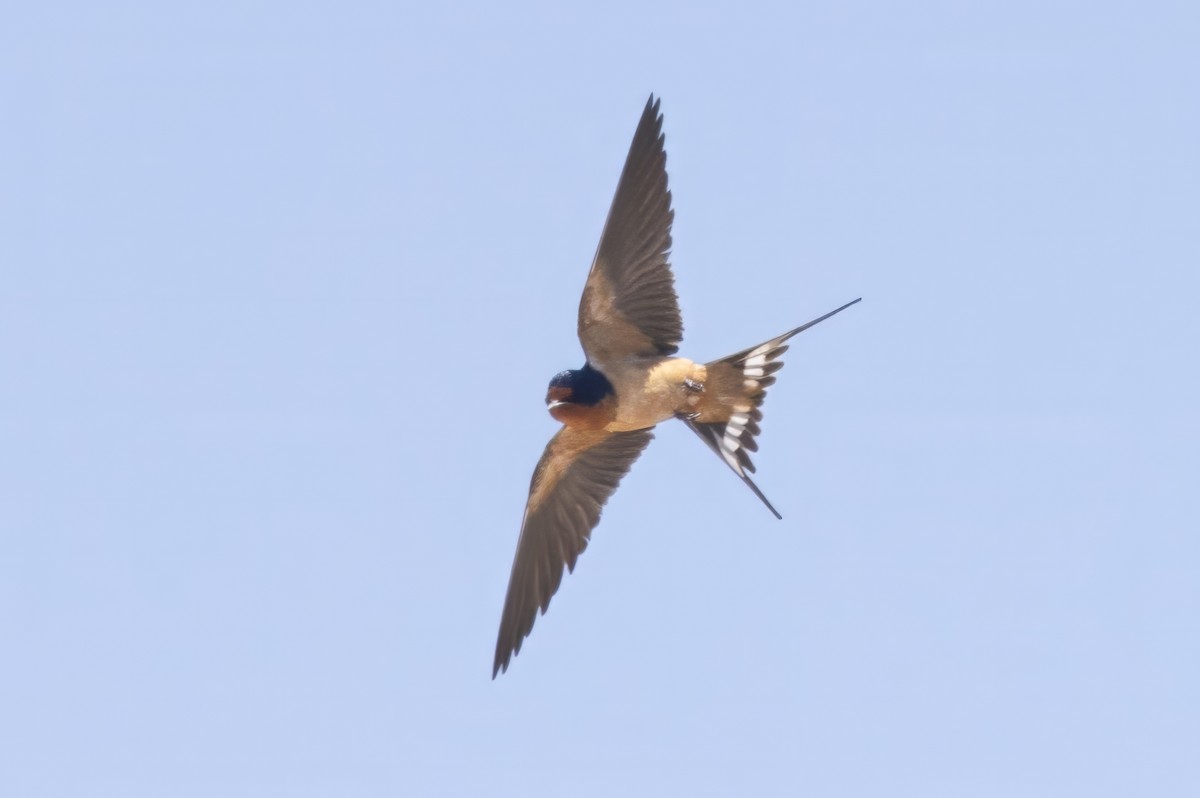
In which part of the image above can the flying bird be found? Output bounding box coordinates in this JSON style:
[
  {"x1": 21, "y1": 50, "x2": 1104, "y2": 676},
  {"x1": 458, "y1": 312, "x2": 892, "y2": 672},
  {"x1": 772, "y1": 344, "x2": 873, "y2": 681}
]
[{"x1": 493, "y1": 96, "x2": 859, "y2": 678}]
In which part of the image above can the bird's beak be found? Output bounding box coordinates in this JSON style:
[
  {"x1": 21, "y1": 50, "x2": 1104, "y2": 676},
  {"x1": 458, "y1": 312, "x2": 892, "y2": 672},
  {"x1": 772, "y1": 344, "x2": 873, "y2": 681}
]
[{"x1": 546, "y1": 386, "x2": 572, "y2": 407}]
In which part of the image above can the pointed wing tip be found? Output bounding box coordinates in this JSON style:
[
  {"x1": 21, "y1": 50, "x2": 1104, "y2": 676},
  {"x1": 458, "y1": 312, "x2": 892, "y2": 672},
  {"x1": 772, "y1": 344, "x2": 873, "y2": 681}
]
[
  {"x1": 643, "y1": 93, "x2": 663, "y2": 123},
  {"x1": 492, "y1": 648, "x2": 511, "y2": 679}
]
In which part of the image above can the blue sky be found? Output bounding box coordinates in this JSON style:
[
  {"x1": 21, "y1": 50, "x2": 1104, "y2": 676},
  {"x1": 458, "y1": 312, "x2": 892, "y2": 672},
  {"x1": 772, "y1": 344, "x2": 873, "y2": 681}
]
[{"x1": 3, "y1": 2, "x2": 1198, "y2": 795}]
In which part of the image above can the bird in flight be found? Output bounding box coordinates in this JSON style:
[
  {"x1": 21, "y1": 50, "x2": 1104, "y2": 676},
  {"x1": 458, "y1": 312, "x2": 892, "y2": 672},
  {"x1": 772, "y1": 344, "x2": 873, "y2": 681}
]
[{"x1": 493, "y1": 95, "x2": 860, "y2": 678}]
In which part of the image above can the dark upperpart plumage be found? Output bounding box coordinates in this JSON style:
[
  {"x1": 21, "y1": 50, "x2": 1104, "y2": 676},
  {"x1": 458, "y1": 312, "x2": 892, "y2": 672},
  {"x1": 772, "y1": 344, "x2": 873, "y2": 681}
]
[{"x1": 547, "y1": 363, "x2": 615, "y2": 406}]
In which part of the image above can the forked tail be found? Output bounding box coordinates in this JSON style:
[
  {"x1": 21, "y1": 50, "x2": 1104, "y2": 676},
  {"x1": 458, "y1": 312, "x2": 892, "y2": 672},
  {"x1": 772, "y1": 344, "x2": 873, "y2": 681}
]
[{"x1": 677, "y1": 298, "x2": 861, "y2": 518}]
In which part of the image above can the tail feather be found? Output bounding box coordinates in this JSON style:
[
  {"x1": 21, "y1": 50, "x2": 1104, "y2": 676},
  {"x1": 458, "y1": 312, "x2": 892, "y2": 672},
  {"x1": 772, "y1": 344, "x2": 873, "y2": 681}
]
[{"x1": 678, "y1": 298, "x2": 861, "y2": 517}]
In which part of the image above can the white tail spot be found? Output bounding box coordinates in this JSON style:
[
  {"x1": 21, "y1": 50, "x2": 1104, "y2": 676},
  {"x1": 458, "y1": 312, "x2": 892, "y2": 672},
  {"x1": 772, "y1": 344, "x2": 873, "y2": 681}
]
[{"x1": 722, "y1": 412, "x2": 749, "y2": 465}]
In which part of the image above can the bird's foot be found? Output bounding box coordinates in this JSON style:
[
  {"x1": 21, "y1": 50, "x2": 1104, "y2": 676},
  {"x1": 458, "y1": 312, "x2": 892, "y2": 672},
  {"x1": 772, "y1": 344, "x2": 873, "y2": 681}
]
[{"x1": 683, "y1": 378, "x2": 705, "y2": 393}]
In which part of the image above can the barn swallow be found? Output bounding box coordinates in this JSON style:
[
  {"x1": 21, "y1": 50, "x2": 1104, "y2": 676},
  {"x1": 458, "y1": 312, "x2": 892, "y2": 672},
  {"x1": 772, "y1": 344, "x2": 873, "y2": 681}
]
[{"x1": 493, "y1": 96, "x2": 860, "y2": 678}]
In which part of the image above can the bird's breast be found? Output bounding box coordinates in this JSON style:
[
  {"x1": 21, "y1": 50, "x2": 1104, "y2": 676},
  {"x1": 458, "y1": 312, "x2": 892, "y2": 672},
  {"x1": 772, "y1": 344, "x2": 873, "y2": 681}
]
[{"x1": 603, "y1": 357, "x2": 706, "y2": 432}]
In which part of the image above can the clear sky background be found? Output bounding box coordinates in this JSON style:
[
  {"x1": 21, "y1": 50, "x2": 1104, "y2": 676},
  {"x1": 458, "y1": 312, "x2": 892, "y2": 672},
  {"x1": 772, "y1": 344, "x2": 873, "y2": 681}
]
[{"x1": 3, "y1": 2, "x2": 1198, "y2": 796}]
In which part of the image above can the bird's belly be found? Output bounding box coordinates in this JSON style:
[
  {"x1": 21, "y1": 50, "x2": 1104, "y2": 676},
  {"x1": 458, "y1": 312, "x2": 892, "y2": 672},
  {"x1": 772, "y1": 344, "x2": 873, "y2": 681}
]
[{"x1": 603, "y1": 357, "x2": 706, "y2": 432}]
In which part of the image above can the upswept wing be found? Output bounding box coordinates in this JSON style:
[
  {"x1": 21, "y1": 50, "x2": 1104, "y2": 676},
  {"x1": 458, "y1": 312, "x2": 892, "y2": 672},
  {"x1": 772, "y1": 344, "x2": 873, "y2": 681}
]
[
  {"x1": 578, "y1": 95, "x2": 683, "y2": 369},
  {"x1": 493, "y1": 426, "x2": 654, "y2": 677}
]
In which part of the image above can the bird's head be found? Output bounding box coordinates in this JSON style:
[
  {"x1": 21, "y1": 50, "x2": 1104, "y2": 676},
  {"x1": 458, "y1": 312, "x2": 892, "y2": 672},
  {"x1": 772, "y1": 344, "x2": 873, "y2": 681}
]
[
  {"x1": 545, "y1": 364, "x2": 615, "y2": 427},
  {"x1": 545, "y1": 370, "x2": 577, "y2": 410}
]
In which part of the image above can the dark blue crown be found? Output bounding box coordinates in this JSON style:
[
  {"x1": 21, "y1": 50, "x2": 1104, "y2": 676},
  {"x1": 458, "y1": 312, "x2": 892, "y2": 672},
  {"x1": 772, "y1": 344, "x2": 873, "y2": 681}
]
[{"x1": 548, "y1": 363, "x2": 614, "y2": 406}]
